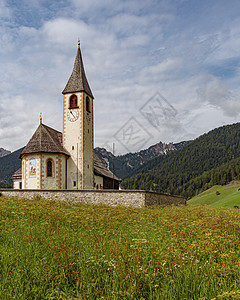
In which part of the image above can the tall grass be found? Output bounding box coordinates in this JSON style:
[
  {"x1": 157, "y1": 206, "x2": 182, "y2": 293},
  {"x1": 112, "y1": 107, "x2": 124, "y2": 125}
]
[{"x1": 0, "y1": 196, "x2": 240, "y2": 299}]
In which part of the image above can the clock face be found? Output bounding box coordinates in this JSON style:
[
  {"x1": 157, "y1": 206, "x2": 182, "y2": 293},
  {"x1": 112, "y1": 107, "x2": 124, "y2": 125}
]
[{"x1": 67, "y1": 109, "x2": 79, "y2": 122}]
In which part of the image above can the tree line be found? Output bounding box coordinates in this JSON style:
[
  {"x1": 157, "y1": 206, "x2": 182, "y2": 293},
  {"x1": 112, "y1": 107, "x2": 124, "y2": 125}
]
[{"x1": 122, "y1": 122, "x2": 240, "y2": 199}]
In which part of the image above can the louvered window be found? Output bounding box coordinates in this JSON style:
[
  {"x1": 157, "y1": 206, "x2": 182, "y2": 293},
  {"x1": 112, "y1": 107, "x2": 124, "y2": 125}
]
[
  {"x1": 69, "y1": 94, "x2": 78, "y2": 108},
  {"x1": 86, "y1": 96, "x2": 90, "y2": 112}
]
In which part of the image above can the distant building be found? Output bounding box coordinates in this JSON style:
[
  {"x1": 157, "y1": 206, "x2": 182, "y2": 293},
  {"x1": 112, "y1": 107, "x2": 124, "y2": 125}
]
[{"x1": 12, "y1": 42, "x2": 120, "y2": 190}]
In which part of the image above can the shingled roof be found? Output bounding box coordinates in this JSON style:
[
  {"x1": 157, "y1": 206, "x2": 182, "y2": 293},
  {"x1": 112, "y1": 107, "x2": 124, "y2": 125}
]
[
  {"x1": 62, "y1": 43, "x2": 94, "y2": 98},
  {"x1": 20, "y1": 123, "x2": 70, "y2": 158},
  {"x1": 11, "y1": 168, "x2": 22, "y2": 180},
  {"x1": 94, "y1": 152, "x2": 120, "y2": 181}
]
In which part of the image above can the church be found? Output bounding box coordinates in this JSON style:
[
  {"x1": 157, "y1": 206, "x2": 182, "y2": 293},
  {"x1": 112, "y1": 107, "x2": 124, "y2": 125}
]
[{"x1": 12, "y1": 42, "x2": 120, "y2": 190}]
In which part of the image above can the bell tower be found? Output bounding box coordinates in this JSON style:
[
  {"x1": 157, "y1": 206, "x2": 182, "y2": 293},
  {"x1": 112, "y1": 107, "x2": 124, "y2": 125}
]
[{"x1": 62, "y1": 41, "x2": 94, "y2": 189}]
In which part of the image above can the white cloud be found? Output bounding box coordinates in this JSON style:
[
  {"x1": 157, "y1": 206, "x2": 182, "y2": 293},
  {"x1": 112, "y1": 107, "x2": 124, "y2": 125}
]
[
  {"x1": 0, "y1": 0, "x2": 11, "y2": 19},
  {"x1": 1, "y1": 0, "x2": 240, "y2": 153},
  {"x1": 198, "y1": 76, "x2": 240, "y2": 117}
]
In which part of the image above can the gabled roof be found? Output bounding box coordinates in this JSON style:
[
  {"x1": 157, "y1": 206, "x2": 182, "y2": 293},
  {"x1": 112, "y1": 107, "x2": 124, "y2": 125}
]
[
  {"x1": 20, "y1": 123, "x2": 69, "y2": 158},
  {"x1": 62, "y1": 43, "x2": 94, "y2": 98},
  {"x1": 11, "y1": 168, "x2": 22, "y2": 180},
  {"x1": 94, "y1": 152, "x2": 120, "y2": 181}
]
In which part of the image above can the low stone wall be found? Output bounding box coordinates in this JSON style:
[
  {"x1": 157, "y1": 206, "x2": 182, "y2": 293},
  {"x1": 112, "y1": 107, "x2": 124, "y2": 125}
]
[{"x1": 0, "y1": 189, "x2": 186, "y2": 208}]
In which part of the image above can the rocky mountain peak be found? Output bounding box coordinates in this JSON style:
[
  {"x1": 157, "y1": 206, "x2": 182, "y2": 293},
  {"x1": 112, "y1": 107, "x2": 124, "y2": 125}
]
[
  {"x1": 95, "y1": 141, "x2": 189, "y2": 180},
  {"x1": 0, "y1": 148, "x2": 11, "y2": 158}
]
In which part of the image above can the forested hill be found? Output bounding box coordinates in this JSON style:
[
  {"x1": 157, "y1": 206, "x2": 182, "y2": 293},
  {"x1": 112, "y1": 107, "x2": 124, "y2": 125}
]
[
  {"x1": 122, "y1": 122, "x2": 240, "y2": 198},
  {"x1": 0, "y1": 147, "x2": 23, "y2": 186},
  {"x1": 95, "y1": 141, "x2": 189, "y2": 180}
]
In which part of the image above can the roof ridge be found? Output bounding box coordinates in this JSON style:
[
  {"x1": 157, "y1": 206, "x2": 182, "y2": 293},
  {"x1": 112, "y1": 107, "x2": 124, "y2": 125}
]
[
  {"x1": 41, "y1": 124, "x2": 59, "y2": 151},
  {"x1": 41, "y1": 123, "x2": 62, "y2": 134},
  {"x1": 39, "y1": 123, "x2": 42, "y2": 151}
]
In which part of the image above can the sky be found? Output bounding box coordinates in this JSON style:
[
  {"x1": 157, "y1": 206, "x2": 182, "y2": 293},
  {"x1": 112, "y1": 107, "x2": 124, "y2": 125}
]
[{"x1": 1, "y1": 0, "x2": 240, "y2": 154}]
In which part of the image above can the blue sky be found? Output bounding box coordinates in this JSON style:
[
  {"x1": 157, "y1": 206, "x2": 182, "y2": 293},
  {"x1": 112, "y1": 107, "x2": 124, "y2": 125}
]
[{"x1": 1, "y1": 0, "x2": 240, "y2": 154}]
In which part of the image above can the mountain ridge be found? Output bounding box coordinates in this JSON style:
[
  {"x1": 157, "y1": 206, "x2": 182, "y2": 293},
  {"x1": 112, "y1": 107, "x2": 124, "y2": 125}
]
[
  {"x1": 95, "y1": 141, "x2": 190, "y2": 180},
  {"x1": 122, "y1": 122, "x2": 240, "y2": 198},
  {"x1": 0, "y1": 147, "x2": 23, "y2": 186},
  {"x1": 0, "y1": 148, "x2": 11, "y2": 158}
]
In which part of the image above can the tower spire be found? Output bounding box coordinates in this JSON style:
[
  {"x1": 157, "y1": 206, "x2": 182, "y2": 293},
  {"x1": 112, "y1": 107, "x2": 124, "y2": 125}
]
[{"x1": 62, "y1": 42, "x2": 93, "y2": 98}]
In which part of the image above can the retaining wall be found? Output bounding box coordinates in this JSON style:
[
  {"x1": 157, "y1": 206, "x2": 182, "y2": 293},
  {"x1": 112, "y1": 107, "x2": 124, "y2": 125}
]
[{"x1": 0, "y1": 189, "x2": 186, "y2": 208}]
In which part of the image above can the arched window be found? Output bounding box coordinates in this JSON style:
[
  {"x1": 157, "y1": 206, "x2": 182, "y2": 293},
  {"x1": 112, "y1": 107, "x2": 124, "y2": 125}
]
[
  {"x1": 69, "y1": 94, "x2": 78, "y2": 108},
  {"x1": 46, "y1": 159, "x2": 54, "y2": 177},
  {"x1": 86, "y1": 96, "x2": 91, "y2": 112}
]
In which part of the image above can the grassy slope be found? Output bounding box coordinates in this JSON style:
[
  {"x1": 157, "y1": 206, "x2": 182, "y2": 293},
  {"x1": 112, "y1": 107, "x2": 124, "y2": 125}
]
[
  {"x1": 188, "y1": 183, "x2": 240, "y2": 207},
  {"x1": 1, "y1": 196, "x2": 240, "y2": 299}
]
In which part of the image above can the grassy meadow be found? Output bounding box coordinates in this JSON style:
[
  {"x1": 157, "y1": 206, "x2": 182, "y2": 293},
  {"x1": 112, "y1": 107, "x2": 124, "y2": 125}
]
[
  {"x1": 1, "y1": 196, "x2": 240, "y2": 299},
  {"x1": 189, "y1": 183, "x2": 240, "y2": 207}
]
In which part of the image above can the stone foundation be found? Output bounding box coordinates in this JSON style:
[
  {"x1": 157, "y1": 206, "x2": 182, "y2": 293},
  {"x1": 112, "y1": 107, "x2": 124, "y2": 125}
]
[{"x1": 0, "y1": 189, "x2": 186, "y2": 208}]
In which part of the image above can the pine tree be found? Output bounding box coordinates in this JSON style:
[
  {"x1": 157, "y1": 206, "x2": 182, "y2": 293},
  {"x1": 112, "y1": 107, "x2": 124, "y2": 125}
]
[{"x1": 134, "y1": 178, "x2": 139, "y2": 190}]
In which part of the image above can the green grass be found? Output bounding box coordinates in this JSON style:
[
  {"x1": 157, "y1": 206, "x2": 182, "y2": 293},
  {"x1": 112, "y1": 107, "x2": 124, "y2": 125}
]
[
  {"x1": 1, "y1": 196, "x2": 240, "y2": 299},
  {"x1": 188, "y1": 183, "x2": 240, "y2": 207}
]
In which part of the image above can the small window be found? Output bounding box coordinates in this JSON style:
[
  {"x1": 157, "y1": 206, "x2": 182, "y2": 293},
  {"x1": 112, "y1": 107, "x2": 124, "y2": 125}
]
[
  {"x1": 73, "y1": 181, "x2": 76, "y2": 187},
  {"x1": 69, "y1": 94, "x2": 78, "y2": 108},
  {"x1": 86, "y1": 96, "x2": 90, "y2": 112},
  {"x1": 72, "y1": 146, "x2": 74, "y2": 150},
  {"x1": 19, "y1": 182, "x2": 22, "y2": 189},
  {"x1": 47, "y1": 159, "x2": 54, "y2": 177}
]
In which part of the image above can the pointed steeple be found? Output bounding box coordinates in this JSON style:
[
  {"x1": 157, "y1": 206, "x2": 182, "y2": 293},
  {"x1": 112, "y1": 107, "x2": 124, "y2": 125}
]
[{"x1": 62, "y1": 41, "x2": 94, "y2": 98}]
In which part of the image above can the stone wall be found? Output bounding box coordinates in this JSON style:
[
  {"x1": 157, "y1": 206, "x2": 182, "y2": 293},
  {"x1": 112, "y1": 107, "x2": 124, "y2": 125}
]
[{"x1": 0, "y1": 189, "x2": 186, "y2": 208}]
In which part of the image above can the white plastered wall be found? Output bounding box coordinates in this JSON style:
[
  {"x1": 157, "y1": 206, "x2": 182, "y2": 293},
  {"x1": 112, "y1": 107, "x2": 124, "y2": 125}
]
[
  {"x1": 13, "y1": 179, "x2": 22, "y2": 189},
  {"x1": 63, "y1": 92, "x2": 94, "y2": 189},
  {"x1": 94, "y1": 175, "x2": 103, "y2": 189},
  {"x1": 22, "y1": 153, "x2": 67, "y2": 189}
]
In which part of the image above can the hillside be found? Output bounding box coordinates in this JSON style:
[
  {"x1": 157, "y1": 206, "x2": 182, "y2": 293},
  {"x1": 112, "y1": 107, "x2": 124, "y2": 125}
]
[
  {"x1": 122, "y1": 122, "x2": 240, "y2": 198},
  {"x1": 95, "y1": 141, "x2": 189, "y2": 179},
  {"x1": 0, "y1": 147, "x2": 23, "y2": 185},
  {"x1": 174, "y1": 156, "x2": 240, "y2": 198},
  {"x1": 188, "y1": 183, "x2": 240, "y2": 207}
]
